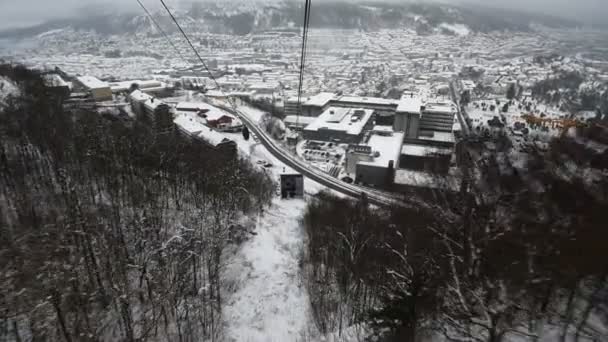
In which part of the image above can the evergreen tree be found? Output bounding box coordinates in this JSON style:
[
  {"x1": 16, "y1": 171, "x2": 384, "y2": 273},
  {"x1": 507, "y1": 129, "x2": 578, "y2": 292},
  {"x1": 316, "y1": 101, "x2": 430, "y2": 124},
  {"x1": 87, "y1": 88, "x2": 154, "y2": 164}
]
[{"x1": 242, "y1": 125, "x2": 250, "y2": 141}]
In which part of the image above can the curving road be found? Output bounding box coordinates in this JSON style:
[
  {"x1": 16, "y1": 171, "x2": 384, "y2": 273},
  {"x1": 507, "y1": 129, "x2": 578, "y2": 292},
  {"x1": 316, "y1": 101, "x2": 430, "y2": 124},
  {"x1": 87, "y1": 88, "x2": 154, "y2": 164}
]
[{"x1": 215, "y1": 101, "x2": 407, "y2": 207}]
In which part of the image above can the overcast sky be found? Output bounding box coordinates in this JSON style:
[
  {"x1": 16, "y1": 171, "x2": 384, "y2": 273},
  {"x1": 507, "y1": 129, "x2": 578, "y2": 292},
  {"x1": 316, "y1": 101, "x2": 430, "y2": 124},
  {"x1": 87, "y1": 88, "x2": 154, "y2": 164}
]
[{"x1": 0, "y1": 0, "x2": 606, "y2": 30}]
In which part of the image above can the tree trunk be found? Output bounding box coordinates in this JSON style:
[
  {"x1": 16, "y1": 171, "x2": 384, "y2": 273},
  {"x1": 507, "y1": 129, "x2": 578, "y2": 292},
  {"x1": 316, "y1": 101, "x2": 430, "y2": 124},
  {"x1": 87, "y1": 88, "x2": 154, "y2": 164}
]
[{"x1": 52, "y1": 294, "x2": 72, "y2": 342}]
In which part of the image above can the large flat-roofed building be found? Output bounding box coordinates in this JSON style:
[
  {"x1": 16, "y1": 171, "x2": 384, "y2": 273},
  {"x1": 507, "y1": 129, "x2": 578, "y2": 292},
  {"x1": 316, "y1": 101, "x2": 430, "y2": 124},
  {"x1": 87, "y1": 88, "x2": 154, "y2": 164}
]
[
  {"x1": 284, "y1": 115, "x2": 316, "y2": 131},
  {"x1": 332, "y1": 96, "x2": 398, "y2": 116},
  {"x1": 303, "y1": 107, "x2": 374, "y2": 144},
  {"x1": 399, "y1": 143, "x2": 452, "y2": 174},
  {"x1": 128, "y1": 90, "x2": 153, "y2": 118},
  {"x1": 353, "y1": 131, "x2": 404, "y2": 188},
  {"x1": 284, "y1": 96, "x2": 300, "y2": 117},
  {"x1": 394, "y1": 95, "x2": 423, "y2": 139},
  {"x1": 414, "y1": 130, "x2": 456, "y2": 148},
  {"x1": 43, "y1": 74, "x2": 71, "y2": 98},
  {"x1": 301, "y1": 92, "x2": 337, "y2": 117},
  {"x1": 419, "y1": 101, "x2": 456, "y2": 132},
  {"x1": 109, "y1": 79, "x2": 173, "y2": 97},
  {"x1": 75, "y1": 76, "x2": 112, "y2": 101}
]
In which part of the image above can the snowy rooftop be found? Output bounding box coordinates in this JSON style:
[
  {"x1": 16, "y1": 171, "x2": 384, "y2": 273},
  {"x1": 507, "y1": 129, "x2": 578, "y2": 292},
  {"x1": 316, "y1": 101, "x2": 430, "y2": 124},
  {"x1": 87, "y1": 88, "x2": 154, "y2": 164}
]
[
  {"x1": 43, "y1": 74, "x2": 68, "y2": 88},
  {"x1": 303, "y1": 92, "x2": 337, "y2": 107},
  {"x1": 129, "y1": 89, "x2": 153, "y2": 103},
  {"x1": 424, "y1": 102, "x2": 456, "y2": 114},
  {"x1": 372, "y1": 125, "x2": 394, "y2": 133},
  {"x1": 359, "y1": 132, "x2": 405, "y2": 168},
  {"x1": 109, "y1": 80, "x2": 163, "y2": 92},
  {"x1": 175, "y1": 102, "x2": 234, "y2": 121},
  {"x1": 394, "y1": 169, "x2": 459, "y2": 191},
  {"x1": 197, "y1": 126, "x2": 231, "y2": 146},
  {"x1": 284, "y1": 115, "x2": 316, "y2": 126},
  {"x1": 417, "y1": 131, "x2": 456, "y2": 144},
  {"x1": 401, "y1": 143, "x2": 453, "y2": 157},
  {"x1": 174, "y1": 114, "x2": 205, "y2": 136},
  {"x1": 304, "y1": 107, "x2": 374, "y2": 136},
  {"x1": 397, "y1": 95, "x2": 423, "y2": 114},
  {"x1": 337, "y1": 95, "x2": 398, "y2": 107},
  {"x1": 144, "y1": 98, "x2": 164, "y2": 111},
  {"x1": 76, "y1": 76, "x2": 109, "y2": 90},
  {"x1": 174, "y1": 114, "x2": 232, "y2": 147}
]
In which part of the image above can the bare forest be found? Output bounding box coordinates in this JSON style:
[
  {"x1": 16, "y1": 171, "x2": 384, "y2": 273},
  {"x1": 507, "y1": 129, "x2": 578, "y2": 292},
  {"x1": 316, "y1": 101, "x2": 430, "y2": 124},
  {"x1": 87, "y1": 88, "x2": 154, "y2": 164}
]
[
  {"x1": 0, "y1": 65, "x2": 274, "y2": 341},
  {"x1": 302, "y1": 137, "x2": 608, "y2": 341}
]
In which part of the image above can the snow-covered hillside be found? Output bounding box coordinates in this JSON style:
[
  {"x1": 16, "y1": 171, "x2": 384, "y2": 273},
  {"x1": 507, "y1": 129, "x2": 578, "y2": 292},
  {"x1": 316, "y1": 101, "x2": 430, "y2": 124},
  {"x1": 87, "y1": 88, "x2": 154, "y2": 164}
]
[{"x1": 0, "y1": 75, "x2": 19, "y2": 108}]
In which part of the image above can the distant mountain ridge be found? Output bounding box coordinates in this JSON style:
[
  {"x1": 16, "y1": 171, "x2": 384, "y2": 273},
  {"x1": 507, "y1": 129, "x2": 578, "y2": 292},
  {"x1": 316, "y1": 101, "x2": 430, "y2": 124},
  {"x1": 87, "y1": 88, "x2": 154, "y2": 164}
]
[{"x1": 0, "y1": 1, "x2": 582, "y2": 39}]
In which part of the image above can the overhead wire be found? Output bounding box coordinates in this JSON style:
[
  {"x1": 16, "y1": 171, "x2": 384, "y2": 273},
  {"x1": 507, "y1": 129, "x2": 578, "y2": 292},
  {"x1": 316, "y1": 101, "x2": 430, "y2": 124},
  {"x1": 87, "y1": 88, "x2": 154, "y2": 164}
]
[
  {"x1": 296, "y1": 0, "x2": 312, "y2": 131},
  {"x1": 135, "y1": 0, "x2": 190, "y2": 65},
  {"x1": 151, "y1": 0, "x2": 314, "y2": 132},
  {"x1": 158, "y1": 0, "x2": 223, "y2": 92}
]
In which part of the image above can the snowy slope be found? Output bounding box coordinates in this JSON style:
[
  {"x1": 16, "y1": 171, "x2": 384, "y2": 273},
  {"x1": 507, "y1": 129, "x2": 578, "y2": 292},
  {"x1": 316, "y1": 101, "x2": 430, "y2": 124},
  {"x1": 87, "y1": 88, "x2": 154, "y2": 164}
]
[
  {"x1": 0, "y1": 76, "x2": 19, "y2": 108},
  {"x1": 222, "y1": 198, "x2": 315, "y2": 342}
]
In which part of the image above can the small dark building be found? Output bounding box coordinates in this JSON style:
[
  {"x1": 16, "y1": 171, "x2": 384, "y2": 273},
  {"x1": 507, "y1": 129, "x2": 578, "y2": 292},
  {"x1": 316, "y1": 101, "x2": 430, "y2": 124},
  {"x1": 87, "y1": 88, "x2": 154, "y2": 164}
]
[{"x1": 280, "y1": 173, "x2": 304, "y2": 199}]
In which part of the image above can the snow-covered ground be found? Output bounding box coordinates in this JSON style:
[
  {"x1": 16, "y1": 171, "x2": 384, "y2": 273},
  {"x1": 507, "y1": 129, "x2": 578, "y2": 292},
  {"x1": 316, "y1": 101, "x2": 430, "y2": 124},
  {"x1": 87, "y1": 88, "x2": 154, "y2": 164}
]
[
  {"x1": 439, "y1": 23, "x2": 471, "y2": 36},
  {"x1": 0, "y1": 76, "x2": 19, "y2": 108},
  {"x1": 222, "y1": 198, "x2": 315, "y2": 342},
  {"x1": 221, "y1": 104, "x2": 334, "y2": 342}
]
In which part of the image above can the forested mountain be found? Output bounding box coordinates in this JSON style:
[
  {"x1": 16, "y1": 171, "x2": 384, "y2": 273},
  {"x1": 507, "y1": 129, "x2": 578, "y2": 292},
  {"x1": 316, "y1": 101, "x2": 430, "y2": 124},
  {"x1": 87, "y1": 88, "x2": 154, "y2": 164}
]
[
  {"x1": 0, "y1": 1, "x2": 581, "y2": 39},
  {"x1": 0, "y1": 64, "x2": 274, "y2": 341}
]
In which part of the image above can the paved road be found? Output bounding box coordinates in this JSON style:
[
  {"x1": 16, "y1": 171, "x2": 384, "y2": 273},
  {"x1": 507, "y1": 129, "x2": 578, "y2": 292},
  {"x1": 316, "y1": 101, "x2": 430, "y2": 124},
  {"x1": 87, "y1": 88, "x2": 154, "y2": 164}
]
[{"x1": 215, "y1": 101, "x2": 406, "y2": 207}]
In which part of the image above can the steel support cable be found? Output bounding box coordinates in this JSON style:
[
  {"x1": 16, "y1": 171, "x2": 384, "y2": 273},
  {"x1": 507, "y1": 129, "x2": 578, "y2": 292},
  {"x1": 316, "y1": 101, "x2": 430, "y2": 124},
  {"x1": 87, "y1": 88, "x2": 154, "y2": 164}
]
[
  {"x1": 135, "y1": 0, "x2": 190, "y2": 65},
  {"x1": 296, "y1": 0, "x2": 312, "y2": 131}
]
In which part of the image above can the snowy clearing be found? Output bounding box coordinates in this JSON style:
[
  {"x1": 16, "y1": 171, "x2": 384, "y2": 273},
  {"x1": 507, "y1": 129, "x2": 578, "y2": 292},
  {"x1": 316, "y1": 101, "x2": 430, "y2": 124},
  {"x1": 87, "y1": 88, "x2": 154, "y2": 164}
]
[
  {"x1": 439, "y1": 23, "x2": 471, "y2": 36},
  {"x1": 222, "y1": 198, "x2": 315, "y2": 342},
  {"x1": 222, "y1": 104, "x2": 332, "y2": 342},
  {"x1": 0, "y1": 76, "x2": 19, "y2": 108}
]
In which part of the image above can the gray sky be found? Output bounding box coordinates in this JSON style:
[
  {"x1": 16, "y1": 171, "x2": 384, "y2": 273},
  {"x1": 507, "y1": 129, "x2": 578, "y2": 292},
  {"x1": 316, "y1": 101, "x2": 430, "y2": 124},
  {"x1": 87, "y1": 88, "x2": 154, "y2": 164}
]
[{"x1": 0, "y1": 0, "x2": 606, "y2": 30}]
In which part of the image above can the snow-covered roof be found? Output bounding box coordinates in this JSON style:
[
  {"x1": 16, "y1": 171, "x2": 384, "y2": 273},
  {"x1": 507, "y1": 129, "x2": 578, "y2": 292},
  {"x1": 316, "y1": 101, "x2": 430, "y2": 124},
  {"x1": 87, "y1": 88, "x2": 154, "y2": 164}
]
[
  {"x1": 304, "y1": 107, "x2": 374, "y2": 136},
  {"x1": 197, "y1": 126, "x2": 231, "y2": 147},
  {"x1": 76, "y1": 76, "x2": 109, "y2": 90},
  {"x1": 423, "y1": 102, "x2": 455, "y2": 114},
  {"x1": 394, "y1": 169, "x2": 459, "y2": 190},
  {"x1": 109, "y1": 80, "x2": 163, "y2": 92},
  {"x1": 284, "y1": 115, "x2": 316, "y2": 126},
  {"x1": 397, "y1": 96, "x2": 423, "y2": 114},
  {"x1": 358, "y1": 132, "x2": 404, "y2": 168},
  {"x1": 372, "y1": 125, "x2": 394, "y2": 133},
  {"x1": 417, "y1": 131, "x2": 456, "y2": 144},
  {"x1": 304, "y1": 92, "x2": 337, "y2": 107},
  {"x1": 337, "y1": 96, "x2": 397, "y2": 107},
  {"x1": 401, "y1": 143, "x2": 453, "y2": 157},
  {"x1": 174, "y1": 114, "x2": 205, "y2": 136},
  {"x1": 175, "y1": 102, "x2": 234, "y2": 122},
  {"x1": 144, "y1": 98, "x2": 164, "y2": 112},
  {"x1": 129, "y1": 89, "x2": 153, "y2": 103},
  {"x1": 43, "y1": 74, "x2": 69, "y2": 88}
]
